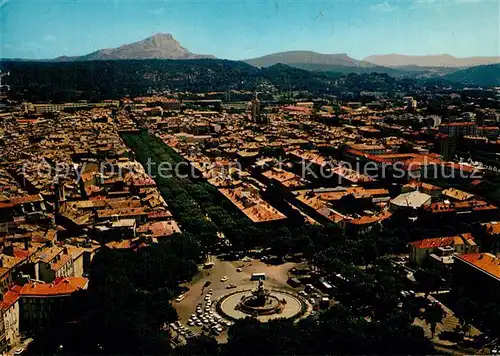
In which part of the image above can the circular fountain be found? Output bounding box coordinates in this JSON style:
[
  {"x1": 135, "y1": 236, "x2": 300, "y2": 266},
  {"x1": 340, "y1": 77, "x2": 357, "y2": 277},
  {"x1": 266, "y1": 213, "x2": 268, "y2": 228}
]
[
  {"x1": 217, "y1": 279, "x2": 307, "y2": 321},
  {"x1": 235, "y1": 279, "x2": 284, "y2": 316}
]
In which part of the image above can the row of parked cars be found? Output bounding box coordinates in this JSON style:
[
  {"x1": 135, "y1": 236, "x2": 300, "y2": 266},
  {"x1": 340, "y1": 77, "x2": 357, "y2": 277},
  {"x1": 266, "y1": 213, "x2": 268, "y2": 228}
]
[
  {"x1": 169, "y1": 321, "x2": 197, "y2": 340},
  {"x1": 190, "y1": 290, "x2": 233, "y2": 335}
]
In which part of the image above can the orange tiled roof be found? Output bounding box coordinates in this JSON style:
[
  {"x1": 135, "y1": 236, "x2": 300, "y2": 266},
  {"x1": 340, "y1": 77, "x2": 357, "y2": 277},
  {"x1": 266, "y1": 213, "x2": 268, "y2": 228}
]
[
  {"x1": 137, "y1": 220, "x2": 181, "y2": 237},
  {"x1": 425, "y1": 199, "x2": 497, "y2": 213},
  {"x1": 483, "y1": 222, "x2": 500, "y2": 235},
  {"x1": 51, "y1": 253, "x2": 72, "y2": 272},
  {"x1": 404, "y1": 180, "x2": 442, "y2": 191},
  {"x1": 348, "y1": 210, "x2": 392, "y2": 226},
  {"x1": 456, "y1": 253, "x2": 500, "y2": 279},
  {"x1": 9, "y1": 194, "x2": 43, "y2": 205},
  {"x1": 411, "y1": 233, "x2": 474, "y2": 249},
  {"x1": 411, "y1": 237, "x2": 455, "y2": 249},
  {"x1": 19, "y1": 277, "x2": 88, "y2": 297}
]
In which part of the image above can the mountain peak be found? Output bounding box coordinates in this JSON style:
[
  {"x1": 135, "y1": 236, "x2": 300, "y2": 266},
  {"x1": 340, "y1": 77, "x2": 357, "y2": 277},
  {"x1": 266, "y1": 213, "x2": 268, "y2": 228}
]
[
  {"x1": 53, "y1": 33, "x2": 216, "y2": 61},
  {"x1": 151, "y1": 33, "x2": 173, "y2": 39}
]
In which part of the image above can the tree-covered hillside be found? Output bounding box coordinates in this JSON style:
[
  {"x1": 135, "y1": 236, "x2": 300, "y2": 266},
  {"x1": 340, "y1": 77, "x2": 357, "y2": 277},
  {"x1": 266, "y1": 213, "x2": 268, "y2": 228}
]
[
  {"x1": 444, "y1": 64, "x2": 500, "y2": 87},
  {"x1": 1, "y1": 59, "x2": 431, "y2": 102}
]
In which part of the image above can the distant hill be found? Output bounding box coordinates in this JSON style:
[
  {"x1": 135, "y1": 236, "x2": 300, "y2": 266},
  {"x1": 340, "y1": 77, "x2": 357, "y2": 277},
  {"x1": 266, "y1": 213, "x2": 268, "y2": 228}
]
[
  {"x1": 243, "y1": 51, "x2": 375, "y2": 68},
  {"x1": 53, "y1": 33, "x2": 215, "y2": 61},
  {"x1": 443, "y1": 64, "x2": 500, "y2": 87},
  {"x1": 364, "y1": 54, "x2": 500, "y2": 68},
  {"x1": 242, "y1": 51, "x2": 463, "y2": 78},
  {"x1": 279, "y1": 62, "x2": 424, "y2": 77}
]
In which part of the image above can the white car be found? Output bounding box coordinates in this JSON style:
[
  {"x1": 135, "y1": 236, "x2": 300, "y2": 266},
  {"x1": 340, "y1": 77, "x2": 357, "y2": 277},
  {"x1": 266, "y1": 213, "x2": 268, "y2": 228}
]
[
  {"x1": 175, "y1": 294, "x2": 186, "y2": 302},
  {"x1": 187, "y1": 320, "x2": 194, "y2": 326},
  {"x1": 220, "y1": 276, "x2": 229, "y2": 282},
  {"x1": 195, "y1": 321, "x2": 202, "y2": 326},
  {"x1": 13, "y1": 348, "x2": 24, "y2": 356}
]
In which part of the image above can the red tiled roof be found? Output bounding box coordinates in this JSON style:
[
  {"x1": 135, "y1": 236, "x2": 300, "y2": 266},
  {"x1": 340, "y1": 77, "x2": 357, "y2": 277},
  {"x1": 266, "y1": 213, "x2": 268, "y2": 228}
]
[
  {"x1": 411, "y1": 237, "x2": 454, "y2": 249},
  {"x1": 282, "y1": 105, "x2": 311, "y2": 113},
  {"x1": 441, "y1": 122, "x2": 476, "y2": 127},
  {"x1": 19, "y1": 277, "x2": 88, "y2": 297},
  {"x1": 10, "y1": 194, "x2": 43, "y2": 205},
  {"x1": 0, "y1": 202, "x2": 14, "y2": 209},
  {"x1": 1, "y1": 290, "x2": 19, "y2": 310}
]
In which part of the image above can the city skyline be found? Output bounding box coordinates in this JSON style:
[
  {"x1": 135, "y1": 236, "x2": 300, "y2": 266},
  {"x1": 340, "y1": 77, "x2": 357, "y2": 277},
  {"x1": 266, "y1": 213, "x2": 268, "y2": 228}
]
[{"x1": 1, "y1": 0, "x2": 499, "y2": 60}]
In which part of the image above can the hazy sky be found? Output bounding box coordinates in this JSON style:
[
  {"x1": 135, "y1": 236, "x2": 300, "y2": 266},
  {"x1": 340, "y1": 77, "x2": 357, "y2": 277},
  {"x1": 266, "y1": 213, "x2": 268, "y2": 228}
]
[{"x1": 1, "y1": 0, "x2": 499, "y2": 60}]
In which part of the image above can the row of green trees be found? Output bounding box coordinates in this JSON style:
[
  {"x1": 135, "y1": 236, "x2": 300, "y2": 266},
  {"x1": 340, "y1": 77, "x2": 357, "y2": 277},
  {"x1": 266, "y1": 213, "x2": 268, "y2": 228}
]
[{"x1": 122, "y1": 132, "x2": 417, "y2": 264}]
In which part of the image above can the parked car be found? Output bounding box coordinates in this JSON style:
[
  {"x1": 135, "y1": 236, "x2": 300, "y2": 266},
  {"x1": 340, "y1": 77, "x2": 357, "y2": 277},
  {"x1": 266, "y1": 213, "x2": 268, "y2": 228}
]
[{"x1": 203, "y1": 281, "x2": 212, "y2": 288}]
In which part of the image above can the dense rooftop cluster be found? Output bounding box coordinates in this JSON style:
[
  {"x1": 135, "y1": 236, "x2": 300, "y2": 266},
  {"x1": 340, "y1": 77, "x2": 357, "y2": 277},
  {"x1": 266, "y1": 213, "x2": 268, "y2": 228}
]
[
  {"x1": 0, "y1": 103, "x2": 185, "y2": 351},
  {"x1": 0, "y1": 85, "x2": 499, "y2": 354}
]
